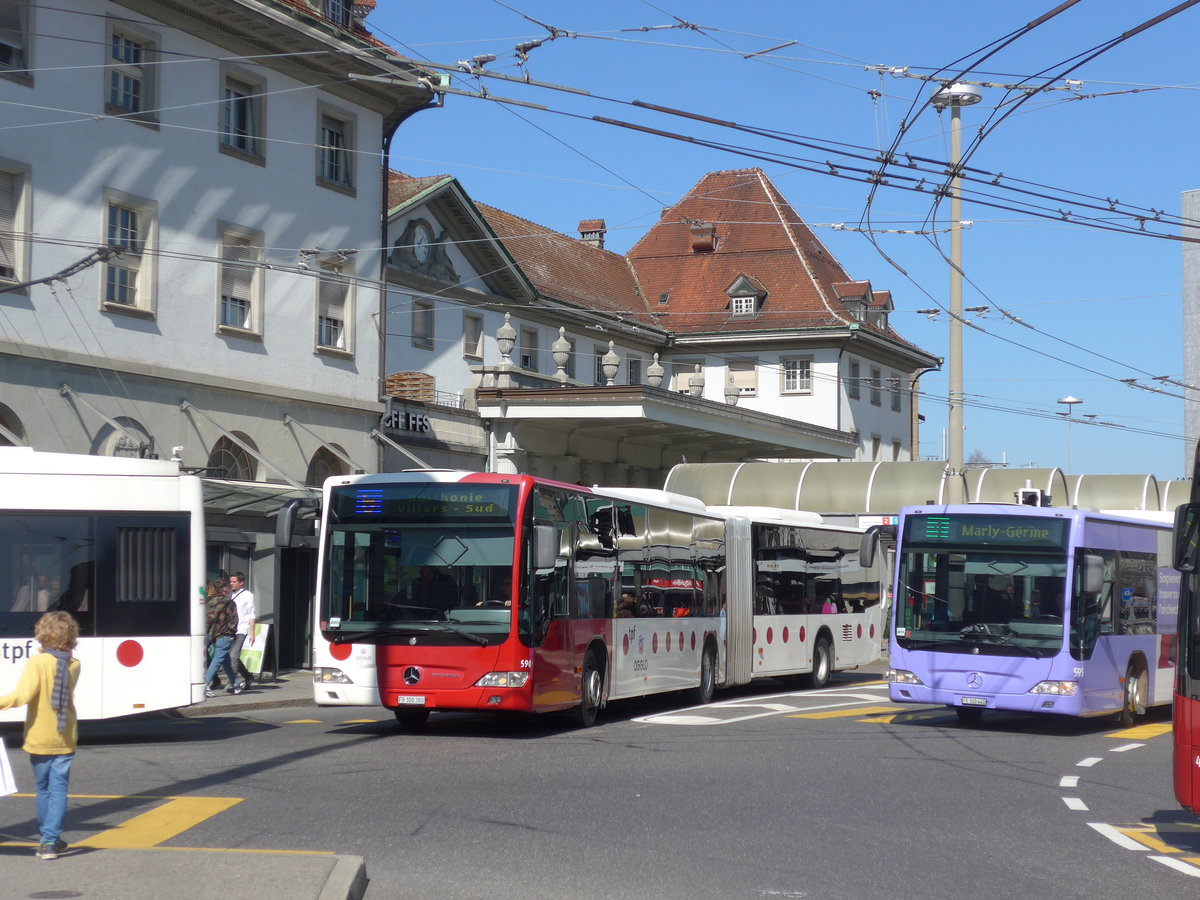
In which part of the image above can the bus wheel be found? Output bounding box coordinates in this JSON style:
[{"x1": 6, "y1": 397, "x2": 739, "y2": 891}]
[
  {"x1": 805, "y1": 636, "x2": 832, "y2": 689},
  {"x1": 576, "y1": 650, "x2": 603, "y2": 728},
  {"x1": 1119, "y1": 664, "x2": 1147, "y2": 727},
  {"x1": 394, "y1": 708, "x2": 430, "y2": 729},
  {"x1": 692, "y1": 644, "x2": 716, "y2": 705}
]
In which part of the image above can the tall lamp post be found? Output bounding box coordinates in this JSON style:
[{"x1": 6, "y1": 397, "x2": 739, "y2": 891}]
[
  {"x1": 1057, "y1": 395, "x2": 1083, "y2": 473},
  {"x1": 932, "y1": 82, "x2": 982, "y2": 504}
]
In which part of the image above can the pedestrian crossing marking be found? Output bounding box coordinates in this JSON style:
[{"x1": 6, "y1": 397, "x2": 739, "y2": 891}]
[
  {"x1": 1106, "y1": 723, "x2": 1172, "y2": 740},
  {"x1": 79, "y1": 797, "x2": 242, "y2": 849}
]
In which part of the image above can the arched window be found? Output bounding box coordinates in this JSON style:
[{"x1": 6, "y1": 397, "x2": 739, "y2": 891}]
[
  {"x1": 92, "y1": 417, "x2": 152, "y2": 458},
  {"x1": 207, "y1": 435, "x2": 257, "y2": 481},
  {"x1": 0, "y1": 403, "x2": 24, "y2": 446},
  {"x1": 306, "y1": 446, "x2": 346, "y2": 486}
]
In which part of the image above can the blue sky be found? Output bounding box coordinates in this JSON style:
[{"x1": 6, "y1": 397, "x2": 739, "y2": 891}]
[{"x1": 367, "y1": 1, "x2": 1194, "y2": 482}]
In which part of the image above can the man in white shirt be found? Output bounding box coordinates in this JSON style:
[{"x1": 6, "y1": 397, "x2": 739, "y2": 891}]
[{"x1": 227, "y1": 572, "x2": 256, "y2": 691}]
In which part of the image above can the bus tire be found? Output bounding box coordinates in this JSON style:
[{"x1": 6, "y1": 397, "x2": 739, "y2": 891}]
[
  {"x1": 1118, "y1": 662, "x2": 1147, "y2": 727},
  {"x1": 394, "y1": 708, "x2": 430, "y2": 728},
  {"x1": 692, "y1": 643, "x2": 716, "y2": 705},
  {"x1": 576, "y1": 649, "x2": 603, "y2": 728},
  {"x1": 805, "y1": 635, "x2": 833, "y2": 689}
]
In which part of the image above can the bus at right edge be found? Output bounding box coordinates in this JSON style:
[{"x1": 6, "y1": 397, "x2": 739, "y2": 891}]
[{"x1": 1171, "y1": 441, "x2": 1200, "y2": 814}]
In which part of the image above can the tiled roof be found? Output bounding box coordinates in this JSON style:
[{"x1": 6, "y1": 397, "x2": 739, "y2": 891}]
[
  {"x1": 272, "y1": 0, "x2": 391, "y2": 51},
  {"x1": 387, "y1": 170, "x2": 454, "y2": 211},
  {"x1": 627, "y1": 168, "x2": 865, "y2": 335},
  {"x1": 475, "y1": 204, "x2": 647, "y2": 318}
]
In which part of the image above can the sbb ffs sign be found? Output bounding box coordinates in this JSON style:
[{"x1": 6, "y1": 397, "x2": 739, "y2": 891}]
[{"x1": 381, "y1": 409, "x2": 431, "y2": 433}]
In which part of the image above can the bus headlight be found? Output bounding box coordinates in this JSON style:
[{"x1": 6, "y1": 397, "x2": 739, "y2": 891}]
[
  {"x1": 475, "y1": 671, "x2": 530, "y2": 688},
  {"x1": 313, "y1": 667, "x2": 353, "y2": 685},
  {"x1": 888, "y1": 668, "x2": 923, "y2": 685},
  {"x1": 1029, "y1": 680, "x2": 1078, "y2": 696}
]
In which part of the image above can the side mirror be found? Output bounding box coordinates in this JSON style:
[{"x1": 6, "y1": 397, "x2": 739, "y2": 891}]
[
  {"x1": 1174, "y1": 502, "x2": 1200, "y2": 573},
  {"x1": 859, "y1": 524, "x2": 894, "y2": 570},
  {"x1": 533, "y1": 524, "x2": 558, "y2": 570},
  {"x1": 1080, "y1": 553, "x2": 1105, "y2": 595},
  {"x1": 276, "y1": 498, "x2": 320, "y2": 547}
]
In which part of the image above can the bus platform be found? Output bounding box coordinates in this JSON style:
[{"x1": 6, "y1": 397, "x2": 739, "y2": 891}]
[
  {"x1": 0, "y1": 845, "x2": 365, "y2": 900},
  {"x1": 2, "y1": 669, "x2": 364, "y2": 900}
]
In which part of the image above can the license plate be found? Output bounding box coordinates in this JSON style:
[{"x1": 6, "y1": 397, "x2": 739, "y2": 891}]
[
  {"x1": 960, "y1": 696, "x2": 988, "y2": 707},
  {"x1": 394, "y1": 695, "x2": 426, "y2": 706}
]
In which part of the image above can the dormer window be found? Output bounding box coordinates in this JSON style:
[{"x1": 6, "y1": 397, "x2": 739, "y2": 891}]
[
  {"x1": 690, "y1": 222, "x2": 716, "y2": 253},
  {"x1": 725, "y1": 273, "x2": 767, "y2": 318}
]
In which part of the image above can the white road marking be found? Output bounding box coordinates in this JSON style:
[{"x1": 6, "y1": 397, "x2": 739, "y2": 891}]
[
  {"x1": 1108, "y1": 743, "x2": 1144, "y2": 753},
  {"x1": 1087, "y1": 822, "x2": 1148, "y2": 852},
  {"x1": 1150, "y1": 856, "x2": 1200, "y2": 877},
  {"x1": 1076, "y1": 757, "x2": 1102, "y2": 767},
  {"x1": 1059, "y1": 776, "x2": 1079, "y2": 788},
  {"x1": 1063, "y1": 797, "x2": 1088, "y2": 811},
  {"x1": 632, "y1": 689, "x2": 891, "y2": 726}
]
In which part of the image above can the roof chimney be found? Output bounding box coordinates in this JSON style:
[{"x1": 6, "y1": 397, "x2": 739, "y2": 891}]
[
  {"x1": 690, "y1": 222, "x2": 716, "y2": 253},
  {"x1": 578, "y1": 219, "x2": 606, "y2": 250}
]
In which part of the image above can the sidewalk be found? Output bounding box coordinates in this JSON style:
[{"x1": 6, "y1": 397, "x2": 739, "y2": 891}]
[{"x1": 3, "y1": 669, "x2": 369, "y2": 900}]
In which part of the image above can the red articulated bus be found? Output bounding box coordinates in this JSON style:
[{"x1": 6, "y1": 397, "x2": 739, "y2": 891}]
[
  {"x1": 1172, "y1": 441, "x2": 1200, "y2": 813},
  {"x1": 307, "y1": 470, "x2": 884, "y2": 728}
]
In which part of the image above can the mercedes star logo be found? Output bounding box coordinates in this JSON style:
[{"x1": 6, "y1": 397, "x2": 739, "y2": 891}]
[
  {"x1": 966, "y1": 672, "x2": 984, "y2": 690},
  {"x1": 403, "y1": 667, "x2": 421, "y2": 685}
]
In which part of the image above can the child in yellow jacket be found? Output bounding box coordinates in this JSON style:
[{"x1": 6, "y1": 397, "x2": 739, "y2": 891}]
[{"x1": 0, "y1": 611, "x2": 81, "y2": 860}]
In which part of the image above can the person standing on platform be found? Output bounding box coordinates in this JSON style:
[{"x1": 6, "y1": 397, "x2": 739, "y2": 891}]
[
  {"x1": 204, "y1": 579, "x2": 240, "y2": 696},
  {"x1": 228, "y1": 572, "x2": 256, "y2": 691},
  {"x1": 0, "y1": 611, "x2": 81, "y2": 860}
]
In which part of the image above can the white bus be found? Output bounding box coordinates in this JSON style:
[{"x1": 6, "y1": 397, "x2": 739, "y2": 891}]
[{"x1": 0, "y1": 447, "x2": 207, "y2": 719}]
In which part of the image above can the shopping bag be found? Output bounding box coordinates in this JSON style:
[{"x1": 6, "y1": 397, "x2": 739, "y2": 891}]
[
  {"x1": 239, "y1": 623, "x2": 269, "y2": 675},
  {"x1": 0, "y1": 737, "x2": 17, "y2": 796}
]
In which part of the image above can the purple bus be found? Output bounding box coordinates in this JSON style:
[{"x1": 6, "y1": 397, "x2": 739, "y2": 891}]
[{"x1": 886, "y1": 503, "x2": 1176, "y2": 723}]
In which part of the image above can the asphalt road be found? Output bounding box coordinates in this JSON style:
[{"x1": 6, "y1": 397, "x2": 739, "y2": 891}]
[{"x1": 2, "y1": 672, "x2": 1191, "y2": 900}]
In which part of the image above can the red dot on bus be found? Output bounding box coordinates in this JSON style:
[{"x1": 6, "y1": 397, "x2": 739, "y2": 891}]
[
  {"x1": 799, "y1": 626, "x2": 806, "y2": 643},
  {"x1": 115, "y1": 640, "x2": 143, "y2": 667},
  {"x1": 652, "y1": 633, "x2": 659, "y2": 654},
  {"x1": 752, "y1": 628, "x2": 757, "y2": 643},
  {"x1": 690, "y1": 632, "x2": 696, "y2": 650},
  {"x1": 623, "y1": 633, "x2": 630, "y2": 655},
  {"x1": 857, "y1": 624, "x2": 863, "y2": 639},
  {"x1": 870, "y1": 624, "x2": 875, "y2": 639},
  {"x1": 782, "y1": 627, "x2": 789, "y2": 643},
  {"x1": 678, "y1": 632, "x2": 684, "y2": 651},
  {"x1": 766, "y1": 627, "x2": 773, "y2": 644},
  {"x1": 330, "y1": 642, "x2": 352, "y2": 661},
  {"x1": 666, "y1": 632, "x2": 672, "y2": 652}
]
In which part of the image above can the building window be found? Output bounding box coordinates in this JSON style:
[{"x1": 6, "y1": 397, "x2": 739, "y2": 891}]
[
  {"x1": 412, "y1": 299, "x2": 433, "y2": 349},
  {"x1": 890, "y1": 372, "x2": 902, "y2": 411},
  {"x1": 871, "y1": 435, "x2": 881, "y2": 461},
  {"x1": 316, "y1": 264, "x2": 351, "y2": 353},
  {"x1": 781, "y1": 358, "x2": 812, "y2": 394},
  {"x1": 594, "y1": 346, "x2": 605, "y2": 385},
  {"x1": 218, "y1": 227, "x2": 262, "y2": 334},
  {"x1": 670, "y1": 360, "x2": 703, "y2": 393},
  {"x1": 106, "y1": 26, "x2": 156, "y2": 122},
  {"x1": 627, "y1": 356, "x2": 642, "y2": 386},
  {"x1": 305, "y1": 446, "x2": 346, "y2": 486},
  {"x1": 847, "y1": 359, "x2": 861, "y2": 400},
  {"x1": 0, "y1": 165, "x2": 27, "y2": 285},
  {"x1": 207, "y1": 435, "x2": 256, "y2": 481},
  {"x1": 731, "y1": 295, "x2": 757, "y2": 317},
  {"x1": 564, "y1": 337, "x2": 577, "y2": 380},
  {"x1": 892, "y1": 440, "x2": 902, "y2": 461},
  {"x1": 870, "y1": 366, "x2": 883, "y2": 406},
  {"x1": 0, "y1": 0, "x2": 30, "y2": 76},
  {"x1": 520, "y1": 328, "x2": 538, "y2": 371},
  {"x1": 317, "y1": 112, "x2": 354, "y2": 190},
  {"x1": 220, "y1": 74, "x2": 263, "y2": 159},
  {"x1": 728, "y1": 360, "x2": 757, "y2": 397},
  {"x1": 323, "y1": 0, "x2": 351, "y2": 27},
  {"x1": 101, "y1": 192, "x2": 156, "y2": 315},
  {"x1": 463, "y1": 313, "x2": 483, "y2": 359}
]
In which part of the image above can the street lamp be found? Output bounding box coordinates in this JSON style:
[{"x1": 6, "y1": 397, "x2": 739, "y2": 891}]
[
  {"x1": 931, "y1": 82, "x2": 982, "y2": 504},
  {"x1": 1056, "y1": 395, "x2": 1083, "y2": 473}
]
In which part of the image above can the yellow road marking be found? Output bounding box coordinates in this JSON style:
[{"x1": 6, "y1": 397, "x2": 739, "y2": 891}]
[
  {"x1": 1118, "y1": 826, "x2": 1179, "y2": 854},
  {"x1": 1107, "y1": 723, "x2": 1173, "y2": 740},
  {"x1": 859, "y1": 710, "x2": 956, "y2": 724},
  {"x1": 79, "y1": 797, "x2": 242, "y2": 849},
  {"x1": 339, "y1": 719, "x2": 382, "y2": 724},
  {"x1": 788, "y1": 706, "x2": 899, "y2": 719},
  {"x1": 285, "y1": 718, "x2": 323, "y2": 724}
]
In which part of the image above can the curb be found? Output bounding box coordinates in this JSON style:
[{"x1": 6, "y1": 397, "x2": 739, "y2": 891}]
[
  {"x1": 320, "y1": 856, "x2": 369, "y2": 900},
  {"x1": 176, "y1": 695, "x2": 317, "y2": 717}
]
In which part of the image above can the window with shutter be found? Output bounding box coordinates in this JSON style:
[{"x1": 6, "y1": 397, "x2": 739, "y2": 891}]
[
  {"x1": 317, "y1": 268, "x2": 347, "y2": 350},
  {"x1": 0, "y1": 170, "x2": 17, "y2": 281},
  {"x1": 219, "y1": 231, "x2": 260, "y2": 332}
]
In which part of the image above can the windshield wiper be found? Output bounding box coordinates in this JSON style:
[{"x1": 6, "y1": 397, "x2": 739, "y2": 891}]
[{"x1": 957, "y1": 628, "x2": 1041, "y2": 657}]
